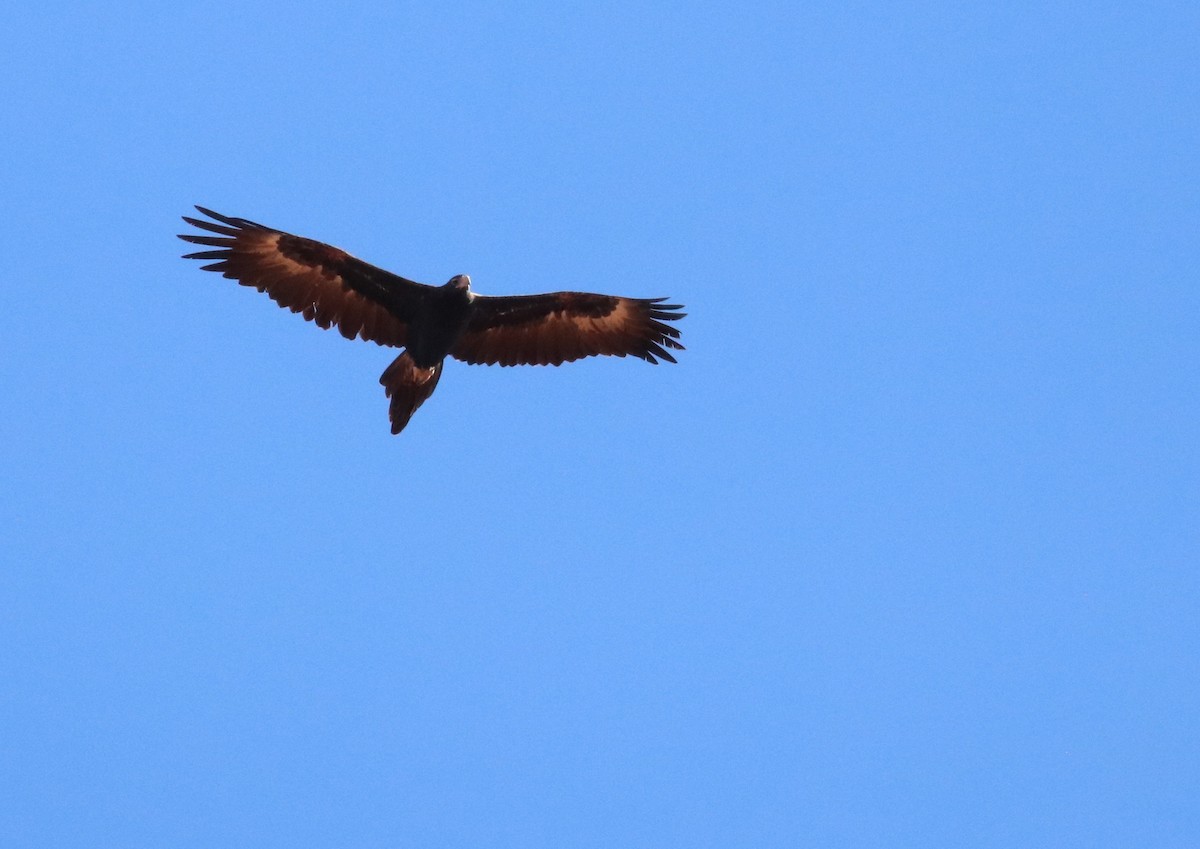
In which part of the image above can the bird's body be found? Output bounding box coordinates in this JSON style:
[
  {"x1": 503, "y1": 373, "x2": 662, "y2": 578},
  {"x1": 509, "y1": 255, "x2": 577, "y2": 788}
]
[
  {"x1": 406, "y1": 277, "x2": 475, "y2": 367},
  {"x1": 178, "y1": 207, "x2": 685, "y2": 433}
]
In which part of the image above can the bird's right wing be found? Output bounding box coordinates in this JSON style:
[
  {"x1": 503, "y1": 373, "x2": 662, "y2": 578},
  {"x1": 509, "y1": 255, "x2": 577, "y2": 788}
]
[
  {"x1": 451, "y1": 292, "x2": 685, "y2": 366},
  {"x1": 178, "y1": 206, "x2": 433, "y2": 347}
]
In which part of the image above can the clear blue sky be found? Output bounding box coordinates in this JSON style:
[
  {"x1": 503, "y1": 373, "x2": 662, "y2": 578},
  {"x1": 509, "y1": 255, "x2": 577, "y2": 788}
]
[{"x1": 2, "y1": 2, "x2": 1197, "y2": 846}]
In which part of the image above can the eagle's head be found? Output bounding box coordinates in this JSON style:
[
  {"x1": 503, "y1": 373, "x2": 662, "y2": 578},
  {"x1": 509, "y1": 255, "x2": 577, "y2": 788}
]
[{"x1": 446, "y1": 274, "x2": 472, "y2": 292}]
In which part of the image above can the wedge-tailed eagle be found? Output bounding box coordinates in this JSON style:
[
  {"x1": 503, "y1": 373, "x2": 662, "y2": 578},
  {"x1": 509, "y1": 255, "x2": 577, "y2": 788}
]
[{"x1": 178, "y1": 207, "x2": 685, "y2": 433}]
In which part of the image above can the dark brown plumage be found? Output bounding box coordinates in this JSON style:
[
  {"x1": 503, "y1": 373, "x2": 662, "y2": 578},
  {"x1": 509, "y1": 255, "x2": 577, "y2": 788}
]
[{"x1": 178, "y1": 207, "x2": 685, "y2": 433}]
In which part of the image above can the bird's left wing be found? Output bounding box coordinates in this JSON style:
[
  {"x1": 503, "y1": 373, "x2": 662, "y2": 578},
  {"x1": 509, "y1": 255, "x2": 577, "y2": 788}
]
[
  {"x1": 450, "y1": 292, "x2": 685, "y2": 366},
  {"x1": 178, "y1": 206, "x2": 432, "y2": 347}
]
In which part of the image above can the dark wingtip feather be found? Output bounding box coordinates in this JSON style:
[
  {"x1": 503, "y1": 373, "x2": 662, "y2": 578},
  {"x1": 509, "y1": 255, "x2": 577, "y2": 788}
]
[
  {"x1": 639, "y1": 298, "x2": 686, "y2": 363},
  {"x1": 651, "y1": 349, "x2": 678, "y2": 365},
  {"x1": 178, "y1": 234, "x2": 233, "y2": 247},
  {"x1": 645, "y1": 300, "x2": 686, "y2": 335},
  {"x1": 190, "y1": 205, "x2": 269, "y2": 232},
  {"x1": 193, "y1": 205, "x2": 225, "y2": 220},
  {"x1": 180, "y1": 216, "x2": 240, "y2": 237}
]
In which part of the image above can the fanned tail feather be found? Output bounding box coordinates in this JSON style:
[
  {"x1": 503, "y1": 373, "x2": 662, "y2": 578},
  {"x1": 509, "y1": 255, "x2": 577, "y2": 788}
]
[{"x1": 379, "y1": 353, "x2": 443, "y2": 435}]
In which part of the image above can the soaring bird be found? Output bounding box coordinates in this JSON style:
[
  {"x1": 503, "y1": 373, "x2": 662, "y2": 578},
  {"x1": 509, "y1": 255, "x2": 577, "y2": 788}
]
[{"x1": 178, "y1": 207, "x2": 685, "y2": 434}]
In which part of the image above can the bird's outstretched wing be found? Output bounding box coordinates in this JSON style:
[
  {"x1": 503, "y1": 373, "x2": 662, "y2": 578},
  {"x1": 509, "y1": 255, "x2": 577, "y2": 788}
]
[
  {"x1": 178, "y1": 206, "x2": 432, "y2": 347},
  {"x1": 450, "y1": 292, "x2": 685, "y2": 367}
]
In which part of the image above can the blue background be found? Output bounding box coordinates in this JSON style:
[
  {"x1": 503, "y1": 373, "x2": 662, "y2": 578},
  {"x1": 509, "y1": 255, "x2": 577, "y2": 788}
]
[{"x1": 3, "y1": 2, "x2": 1197, "y2": 846}]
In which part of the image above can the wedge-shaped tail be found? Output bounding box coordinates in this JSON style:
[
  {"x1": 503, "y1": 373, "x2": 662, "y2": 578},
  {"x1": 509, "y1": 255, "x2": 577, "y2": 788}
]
[{"x1": 380, "y1": 354, "x2": 444, "y2": 434}]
